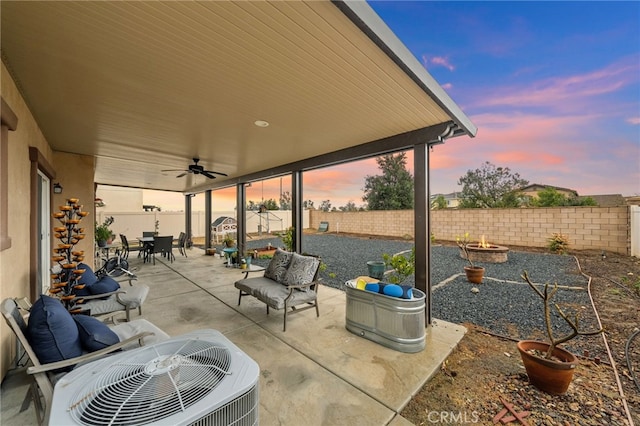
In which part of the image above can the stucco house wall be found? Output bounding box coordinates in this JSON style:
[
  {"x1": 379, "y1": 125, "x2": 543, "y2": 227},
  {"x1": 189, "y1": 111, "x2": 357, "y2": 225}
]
[{"x1": 0, "y1": 62, "x2": 96, "y2": 378}]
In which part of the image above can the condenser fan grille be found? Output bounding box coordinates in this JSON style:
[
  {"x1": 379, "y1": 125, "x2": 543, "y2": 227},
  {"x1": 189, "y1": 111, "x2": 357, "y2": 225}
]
[{"x1": 68, "y1": 339, "x2": 232, "y2": 426}]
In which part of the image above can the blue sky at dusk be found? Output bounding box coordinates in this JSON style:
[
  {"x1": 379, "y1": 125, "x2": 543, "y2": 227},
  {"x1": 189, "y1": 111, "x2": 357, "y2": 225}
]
[{"x1": 145, "y1": 1, "x2": 639, "y2": 211}]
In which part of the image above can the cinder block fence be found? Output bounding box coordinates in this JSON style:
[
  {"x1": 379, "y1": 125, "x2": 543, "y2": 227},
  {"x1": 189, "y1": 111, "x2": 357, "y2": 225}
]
[{"x1": 310, "y1": 206, "x2": 632, "y2": 255}]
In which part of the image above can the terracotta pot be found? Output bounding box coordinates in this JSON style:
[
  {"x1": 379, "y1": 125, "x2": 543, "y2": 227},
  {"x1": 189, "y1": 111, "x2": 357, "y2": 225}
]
[
  {"x1": 517, "y1": 340, "x2": 577, "y2": 395},
  {"x1": 464, "y1": 266, "x2": 484, "y2": 284}
]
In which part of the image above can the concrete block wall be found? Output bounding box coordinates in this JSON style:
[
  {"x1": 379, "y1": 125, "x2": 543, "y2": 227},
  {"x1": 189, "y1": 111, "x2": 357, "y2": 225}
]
[{"x1": 310, "y1": 206, "x2": 630, "y2": 255}]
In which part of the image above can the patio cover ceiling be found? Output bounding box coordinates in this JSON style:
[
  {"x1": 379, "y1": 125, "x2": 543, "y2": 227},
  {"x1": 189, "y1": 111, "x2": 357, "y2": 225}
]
[{"x1": 1, "y1": 1, "x2": 476, "y2": 194}]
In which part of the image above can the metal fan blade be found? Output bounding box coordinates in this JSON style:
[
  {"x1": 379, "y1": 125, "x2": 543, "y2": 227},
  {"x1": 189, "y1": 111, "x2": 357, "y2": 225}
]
[
  {"x1": 206, "y1": 170, "x2": 228, "y2": 177},
  {"x1": 201, "y1": 171, "x2": 217, "y2": 179}
]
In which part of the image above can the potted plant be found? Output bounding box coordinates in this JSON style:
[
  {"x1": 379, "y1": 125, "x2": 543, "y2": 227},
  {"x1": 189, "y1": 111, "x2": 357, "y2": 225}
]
[
  {"x1": 95, "y1": 216, "x2": 114, "y2": 247},
  {"x1": 222, "y1": 233, "x2": 235, "y2": 248},
  {"x1": 382, "y1": 247, "x2": 415, "y2": 284},
  {"x1": 244, "y1": 250, "x2": 256, "y2": 266},
  {"x1": 518, "y1": 271, "x2": 603, "y2": 395},
  {"x1": 280, "y1": 226, "x2": 294, "y2": 251},
  {"x1": 456, "y1": 233, "x2": 485, "y2": 284}
]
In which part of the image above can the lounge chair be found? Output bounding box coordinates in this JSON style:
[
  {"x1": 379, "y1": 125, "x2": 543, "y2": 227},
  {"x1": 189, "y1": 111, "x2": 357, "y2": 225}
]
[
  {"x1": 74, "y1": 263, "x2": 149, "y2": 322},
  {"x1": 1, "y1": 297, "x2": 169, "y2": 425}
]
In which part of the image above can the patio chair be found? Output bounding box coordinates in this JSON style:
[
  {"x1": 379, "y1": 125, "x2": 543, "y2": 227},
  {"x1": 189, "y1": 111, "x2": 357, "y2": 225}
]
[
  {"x1": 139, "y1": 231, "x2": 155, "y2": 258},
  {"x1": 75, "y1": 263, "x2": 149, "y2": 322},
  {"x1": 119, "y1": 233, "x2": 141, "y2": 260},
  {"x1": 174, "y1": 231, "x2": 187, "y2": 257},
  {"x1": 1, "y1": 297, "x2": 169, "y2": 425},
  {"x1": 150, "y1": 235, "x2": 174, "y2": 264}
]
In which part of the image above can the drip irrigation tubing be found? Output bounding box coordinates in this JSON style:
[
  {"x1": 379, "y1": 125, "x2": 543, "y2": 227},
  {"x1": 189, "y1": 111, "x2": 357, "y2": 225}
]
[
  {"x1": 464, "y1": 323, "x2": 611, "y2": 365},
  {"x1": 626, "y1": 329, "x2": 640, "y2": 393},
  {"x1": 594, "y1": 273, "x2": 640, "y2": 301},
  {"x1": 574, "y1": 255, "x2": 635, "y2": 426}
]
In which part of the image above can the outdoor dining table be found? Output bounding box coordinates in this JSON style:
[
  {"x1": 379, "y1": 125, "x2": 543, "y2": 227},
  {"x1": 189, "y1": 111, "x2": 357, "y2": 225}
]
[{"x1": 137, "y1": 236, "x2": 155, "y2": 263}]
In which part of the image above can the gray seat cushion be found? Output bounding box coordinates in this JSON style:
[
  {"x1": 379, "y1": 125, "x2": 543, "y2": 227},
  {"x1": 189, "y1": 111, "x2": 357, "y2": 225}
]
[
  {"x1": 82, "y1": 295, "x2": 124, "y2": 316},
  {"x1": 252, "y1": 285, "x2": 317, "y2": 310},
  {"x1": 235, "y1": 276, "x2": 276, "y2": 296},
  {"x1": 81, "y1": 284, "x2": 149, "y2": 315},
  {"x1": 110, "y1": 319, "x2": 170, "y2": 350},
  {"x1": 117, "y1": 285, "x2": 149, "y2": 308}
]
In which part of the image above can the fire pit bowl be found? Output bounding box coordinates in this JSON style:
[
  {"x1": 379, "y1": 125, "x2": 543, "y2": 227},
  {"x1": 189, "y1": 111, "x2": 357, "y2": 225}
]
[{"x1": 460, "y1": 243, "x2": 509, "y2": 263}]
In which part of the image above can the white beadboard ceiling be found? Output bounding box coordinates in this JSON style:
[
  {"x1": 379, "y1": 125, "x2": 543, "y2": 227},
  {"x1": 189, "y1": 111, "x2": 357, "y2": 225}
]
[{"x1": 1, "y1": 1, "x2": 475, "y2": 193}]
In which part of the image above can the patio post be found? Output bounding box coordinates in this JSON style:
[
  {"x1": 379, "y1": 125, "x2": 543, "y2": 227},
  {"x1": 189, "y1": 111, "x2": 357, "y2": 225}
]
[
  {"x1": 291, "y1": 171, "x2": 303, "y2": 253},
  {"x1": 237, "y1": 184, "x2": 247, "y2": 259},
  {"x1": 414, "y1": 142, "x2": 431, "y2": 325},
  {"x1": 184, "y1": 194, "x2": 193, "y2": 247},
  {"x1": 204, "y1": 190, "x2": 212, "y2": 250}
]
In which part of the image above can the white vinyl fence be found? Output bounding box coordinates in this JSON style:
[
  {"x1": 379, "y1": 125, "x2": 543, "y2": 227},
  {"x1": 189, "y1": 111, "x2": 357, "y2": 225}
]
[
  {"x1": 96, "y1": 210, "x2": 308, "y2": 243},
  {"x1": 632, "y1": 205, "x2": 640, "y2": 258}
]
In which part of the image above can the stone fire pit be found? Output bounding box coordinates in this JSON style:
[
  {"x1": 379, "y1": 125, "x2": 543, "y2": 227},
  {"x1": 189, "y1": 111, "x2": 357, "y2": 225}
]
[{"x1": 460, "y1": 243, "x2": 509, "y2": 263}]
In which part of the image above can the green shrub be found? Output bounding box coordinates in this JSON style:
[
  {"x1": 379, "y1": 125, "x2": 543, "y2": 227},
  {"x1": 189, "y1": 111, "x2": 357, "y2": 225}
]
[
  {"x1": 280, "y1": 227, "x2": 294, "y2": 252},
  {"x1": 382, "y1": 248, "x2": 415, "y2": 284},
  {"x1": 547, "y1": 232, "x2": 570, "y2": 254}
]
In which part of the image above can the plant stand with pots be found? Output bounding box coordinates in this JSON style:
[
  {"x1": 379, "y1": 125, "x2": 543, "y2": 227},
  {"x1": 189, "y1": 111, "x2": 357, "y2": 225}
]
[{"x1": 51, "y1": 198, "x2": 89, "y2": 313}]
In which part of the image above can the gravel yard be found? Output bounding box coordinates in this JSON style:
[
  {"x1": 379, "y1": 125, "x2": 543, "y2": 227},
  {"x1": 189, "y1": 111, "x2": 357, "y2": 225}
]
[
  {"x1": 243, "y1": 233, "x2": 602, "y2": 356},
  {"x1": 213, "y1": 232, "x2": 639, "y2": 423}
]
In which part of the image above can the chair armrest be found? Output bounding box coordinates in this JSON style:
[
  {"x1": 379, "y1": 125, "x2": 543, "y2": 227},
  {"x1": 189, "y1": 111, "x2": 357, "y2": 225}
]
[
  {"x1": 77, "y1": 290, "x2": 126, "y2": 301},
  {"x1": 26, "y1": 331, "x2": 155, "y2": 375},
  {"x1": 115, "y1": 275, "x2": 137, "y2": 286}
]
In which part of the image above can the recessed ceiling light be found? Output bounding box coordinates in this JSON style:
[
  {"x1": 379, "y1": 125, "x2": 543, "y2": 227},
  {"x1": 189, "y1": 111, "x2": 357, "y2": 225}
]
[{"x1": 254, "y1": 120, "x2": 269, "y2": 127}]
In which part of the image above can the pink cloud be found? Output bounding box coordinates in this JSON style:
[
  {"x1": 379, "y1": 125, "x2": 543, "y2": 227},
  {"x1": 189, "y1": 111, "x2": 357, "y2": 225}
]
[
  {"x1": 627, "y1": 117, "x2": 640, "y2": 125},
  {"x1": 477, "y1": 56, "x2": 638, "y2": 111},
  {"x1": 421, "y1": 54, "x2": 455, "y2": 71}
]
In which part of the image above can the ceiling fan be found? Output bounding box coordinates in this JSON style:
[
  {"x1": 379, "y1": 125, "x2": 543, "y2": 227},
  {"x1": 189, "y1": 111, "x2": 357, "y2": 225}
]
[{"x1": 162, "y1": 157, "x2": 228, "y2": 179}]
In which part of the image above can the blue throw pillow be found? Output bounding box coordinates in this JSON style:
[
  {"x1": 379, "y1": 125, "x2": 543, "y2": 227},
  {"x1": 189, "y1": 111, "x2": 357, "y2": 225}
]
[
  {"x1": 89, "y1": 276, "x2": 120, "y2": 297},
  {"x1": 364, "y1": 283, "x2": 413, "y2": 299},
  {"x1": 73, "y1": 315, "x2": 120, "y2": 352},
  {"x1": 27, "y1": 295, "x2": 83, "y2": 366},
  {"x1": 399, "y1": 285, "x2": 413, "y2": 299},
  {"x1": 75, "y1": 263, "x2": 98, "y2": 296}
]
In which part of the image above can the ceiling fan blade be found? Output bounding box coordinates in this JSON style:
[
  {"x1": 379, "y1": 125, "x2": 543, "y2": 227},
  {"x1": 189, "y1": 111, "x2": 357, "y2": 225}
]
[
  {"x1": 201, "y1": 171, "x2": 217, "y2": 179},
  {"x1": 176, "y1": 172, "x2": 188, "y2": 178},
  {"x1": 205, "y1": 170, "x2": 228, "y2": 177},
  {"x1": 161, "y1": 169, "x2": 188, "y2": 172}
]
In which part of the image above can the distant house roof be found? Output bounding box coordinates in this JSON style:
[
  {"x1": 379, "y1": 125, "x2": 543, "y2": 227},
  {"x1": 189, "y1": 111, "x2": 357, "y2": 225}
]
[
  {"x1": 520, "y1": 184, "x2": 578, "y2": 197},
  {"x1": 583, "y1": 194, "x2": 626, "y2": 207},
  {"x1": 211, "y1": 216, "x2": 236, "y2": 227},
  {"x1": 431, "y1": 192, "x2": 460, "y2": 200},
  {"x1": 625, "y1": 196, "x2": 640, "y2": 205}
]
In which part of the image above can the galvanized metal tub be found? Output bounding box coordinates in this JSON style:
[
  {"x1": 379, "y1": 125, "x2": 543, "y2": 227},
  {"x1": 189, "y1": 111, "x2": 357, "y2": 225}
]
[{"x1": 344, "y1": 280, "x2": 426, "y2": 353}]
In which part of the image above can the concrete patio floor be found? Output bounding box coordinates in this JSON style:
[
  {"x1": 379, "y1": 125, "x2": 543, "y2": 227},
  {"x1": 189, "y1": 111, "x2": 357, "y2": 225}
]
[{"x1": 1, "y1": 247, "x2": 466, "y2": 425}]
